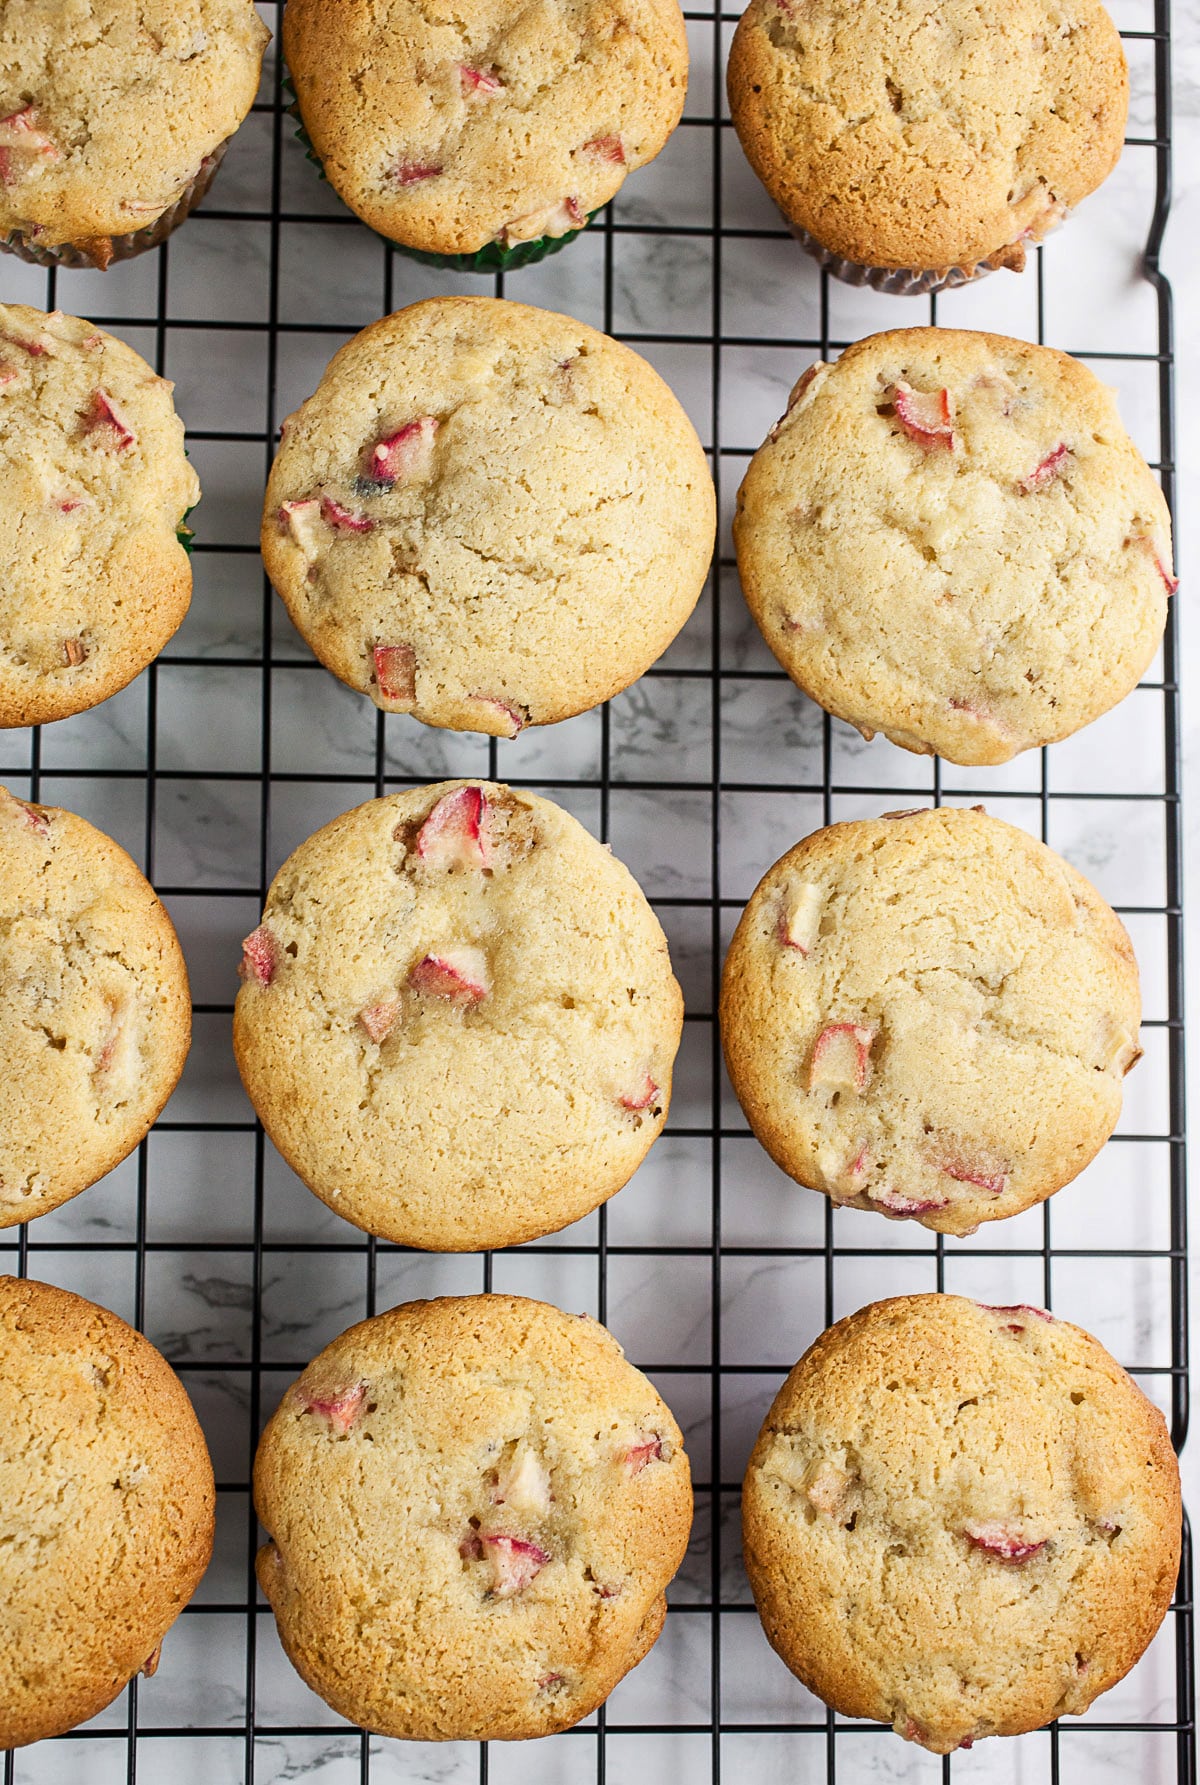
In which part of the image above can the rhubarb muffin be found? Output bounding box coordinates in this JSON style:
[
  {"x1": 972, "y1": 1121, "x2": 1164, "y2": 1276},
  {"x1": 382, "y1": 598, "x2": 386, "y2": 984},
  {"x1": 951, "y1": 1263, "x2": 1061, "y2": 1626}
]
[
  {"x1": 719, "y1": 805, "x2": 1141, "y2": 1236},
  {"x1": 743, "y1": 1295, "x2": 1181, "y2": 1754},
  {"x1": 727, "y1": 0, "x2": 1128, "y2": 291},
  {"x1": 284, "y1": 0, "x2": 687, "y2": 269},
  {"x1": 0, "y1": 303, "x2": 201, "y2": 729},
  {"x1": 735, "y1": 330, "x2": 1175, "y2": 766},
  {"x1": 262, "y1": 298, "x2": 715, "y2": 733},
  {"x1": 255, "y1": 1294, "x2": 692, "y2": 1739},
  {"x1": 0, "y1": 1274, "x2": 215, "y2": 1747},
  {"x1": 234, "y1": 781, "x2": 682, "y2": 1250},
  {"x1": 0, "y1": 0, "x2": 269, "y2": 269},
  {"x1": 0, "y1": 784, "x2": 191, "y2": 1225}
]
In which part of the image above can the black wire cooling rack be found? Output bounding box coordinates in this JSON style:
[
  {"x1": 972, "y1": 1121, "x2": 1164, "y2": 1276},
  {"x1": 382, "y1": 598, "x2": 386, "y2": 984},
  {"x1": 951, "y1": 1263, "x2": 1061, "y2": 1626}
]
[{"x1": 0, "y1": 0, "x2": 1192, "y2": 1779}]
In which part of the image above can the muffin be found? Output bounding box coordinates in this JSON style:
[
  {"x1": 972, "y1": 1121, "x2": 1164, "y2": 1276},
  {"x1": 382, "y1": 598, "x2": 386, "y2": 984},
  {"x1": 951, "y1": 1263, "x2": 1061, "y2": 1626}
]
[
  {"x1": 727, "y1": 0, "x2": 1128, "y2": 292},
  {"x1": 734, "y1": 329, "x2": 1175, "y2": 766},
  {"x1": 0, "y1": 1274, "x2": 215, "y2": 1747},
  {"x1": 261, "y1": 297, "x2": 715, "y2": 734},
  {"x1": 0, "y1": 0, "x2": 270, "y2": 269},
  {"x1": 719, "y1": 805, "x2": 1141, "y2": 1236},
  {"x1": 284, "y1": 0, "x2": 687, "y2": 270},
  {"x1": 0, "y1": 303, "x2": 200, "y2": 728},
  {"x1": 743, "y1": 1294, "x2": 1181, "y2": 1754},
  {"x1": 0, "y1": 783, "x2": 191, "y2": 1226},
  {"x1": 233, "y1": 781, "x2": 683, "y2": 1250},
  {"x1": 255, "y1": 1294, "x2": 693, "y2": 1738}
]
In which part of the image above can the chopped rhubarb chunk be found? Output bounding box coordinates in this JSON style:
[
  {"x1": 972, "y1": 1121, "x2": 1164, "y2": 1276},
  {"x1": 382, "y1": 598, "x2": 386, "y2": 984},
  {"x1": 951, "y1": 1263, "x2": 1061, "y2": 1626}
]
[
  {"x1": 0, "y1": 362, "x2": 16, "y2": 385},
  {"x1": 62, "y1": 638, "x2": 87, "y2": 667},
  {"x1": 239, "y1": 925, "x2": 279, "y2": 986},
  {"x1": 870, "y1": 1187, "x2": 950, "y2": 1217},
  {"x1": 881, "y1": 807, "x2": 926, "y2": 820},
  {"x1": 0, "y1": 324, "x2": 48, "y2": 358},
  {"x1": 365, "y1": 415, "x2": 438, "y2": 488},
  {"x1": 358, "y1": 999, "x2": 399, "y2": 1044},
  {"x1": 85, "y1": 389, "x2": 135, "y2": 450},
  {"x1": 963, "y1": 1520, "x2": 1046, "y2": 1563},
  {"x1": 301, "y1": 1382, "x2": 366, "y2": 1435},
  {"x1": 769, "y1": 362, "x2": 828, "y2": 440},
  {"x1": 623, "y1": 1432, "x2": 664, "y2": 1476},
  {"x1": 141, "y1": 1645, "x2": 162, "y2": 1679},
  {"x1": 1132, "y1": 534, "x2": 1179, "y2": 595},
  {"x1": 806, "y1": 1462, "x2": 853, "y2": 1517},
  {"x1": 595, "y1": 1580, "x2": 623, "y2": 1598},
  {"x1": 979, "y1": 1302, "x2": 1053, "y2": 1328},
  {"x1": 407, "y1": 946, "x2": 491, "y2": 1004},
  {"x1": 321, "y1": 494, "x2": 375, "y2": 532},
  {"x1": 808, "y1": 1022, "x2": 874, "y2": 1092},
  {"x1": 0, "y1": 106, "x2": 59, "y2": 186},
  {"x1": 940, "y1": 1154, "x2": 1008, "y2": 1196},
  {"x1": 279, "y1": 497, "x2": 322, "y2": 553},
  {"x1": 538, "y1": 1672, "x2": 566, "y2": 1692},
  {"x1": 618, "y1": 1075, "x2": 658, "y2": 1112},
  {"x1": 93, "y1": 1001, "x2": 126, "y2": 1078},
  {"x1": 493, "y1": 1445, "x2": 552, "y2": 1514},
  {"x1": 581, "y1": 134, "x2": 625, "y2": 164},
  {"x1": 459, "y1": 64, "x2": 503, "y2": 93},
  {"x1": 468, "y1": 693, "x2": 527, "y2": 737},
  {"x1": 786, "y1": 362, "x2": 823, "y2": 411},
  {"x1": 892, "y1": 381, "x2": 955, "y2": 450},
  {"x1": 779, "y1": 882, "x2": 822, "y2": 954},
  {"x1": 58, "y1": 495, "x2": 87, "y2": 513},
  {"x1": 1019, "y1": 442, "x2": 1070, "y2": 492},
  {"x1": 500, "y1": 197, "x2": 585, "y2": 246},
  {"x1": 0, "y1": 787, "x2": 49, "y2": 835},
  {"x1": 373, "y1": 642, "x2": 416, "y2": 704},
  {"x1": 393, "y1": 160, "x2": 442, "y2": 186},
  {"x1": 416, "y1": 786, "x2": 492, "y2": 868},
  {"x1": 483, "y1": 1533, "x2": 550, "y2": 1596}
]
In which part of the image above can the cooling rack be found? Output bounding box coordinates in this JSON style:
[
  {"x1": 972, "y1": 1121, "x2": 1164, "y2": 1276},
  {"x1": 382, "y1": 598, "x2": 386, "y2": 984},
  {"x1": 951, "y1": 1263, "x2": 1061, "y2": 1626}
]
[{"x1": 0, "y1": 0, "x2": 1191, "y2": 1779}]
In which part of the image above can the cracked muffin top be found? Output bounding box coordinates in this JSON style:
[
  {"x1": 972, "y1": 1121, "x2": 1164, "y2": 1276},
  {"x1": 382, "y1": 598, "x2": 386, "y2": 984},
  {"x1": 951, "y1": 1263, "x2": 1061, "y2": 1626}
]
[
  {"x1": 0, "y1": 0, "x2": 269, "y2": 252},
  {"x1": 743, "y1": 1294, "x2": 1181, "y2": 1755},
  {"x1": 0, "y1": 785, "x2": 191, "y2": 1227},
  {"x1": 719, "y1": 804, "x2": 1141, "y2": 1237},
  {"x1": 734, "y1": 328, "x2": 1174, "y2": 766},
  {"x1": 254, "y1": 1294, "x2": 693, "y2": 1739},
  {"x1": 261, "y1": 297, "x2": 715, "y2": 735},
  {"x1": 284, "y1": 0, "x2": 687, "y2": 255},
  {"x1": 0, "y1": 1274, "x2": 215, "y2": 1748},
  {"x1": 0, "y1": 302, "x2": 200, "y2": 728},
  {"x1": 727, "y1": 0, "x2": 1128, "y2": 275},
  {"x1": 233, "y1": 781, "x2": 683, "y2": 1250}
]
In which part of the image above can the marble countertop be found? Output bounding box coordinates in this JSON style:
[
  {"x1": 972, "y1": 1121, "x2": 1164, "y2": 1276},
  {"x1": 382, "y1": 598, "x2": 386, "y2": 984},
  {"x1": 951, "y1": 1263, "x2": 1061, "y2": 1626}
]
[{"x1": 1, "y1": 0, "x2": 1196, "y2": 1779}]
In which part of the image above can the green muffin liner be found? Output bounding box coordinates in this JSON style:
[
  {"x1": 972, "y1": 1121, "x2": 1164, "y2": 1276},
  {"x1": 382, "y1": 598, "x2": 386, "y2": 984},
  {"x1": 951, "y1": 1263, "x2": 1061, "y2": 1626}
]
[
  {"x1": 391, "y1": 225, "x2": 594, "y2": 275},
  {"x1": 283, "y1": 69, "x2": 595, "y2": 273}
]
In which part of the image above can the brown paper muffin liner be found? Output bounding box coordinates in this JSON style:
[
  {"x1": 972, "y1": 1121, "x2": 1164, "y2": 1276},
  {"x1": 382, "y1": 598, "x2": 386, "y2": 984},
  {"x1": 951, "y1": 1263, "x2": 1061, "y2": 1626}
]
[
  {"x1": 786, "y1": 212, "x2": 1068, "y2": 297},
  {"x1": 0, "y1": 140, "x2": 230, "y2": 271}
]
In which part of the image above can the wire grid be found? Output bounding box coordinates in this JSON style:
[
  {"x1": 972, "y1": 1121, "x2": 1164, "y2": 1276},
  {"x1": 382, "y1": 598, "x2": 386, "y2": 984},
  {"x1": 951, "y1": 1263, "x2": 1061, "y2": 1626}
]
[{"x1": 0, "y1": 0, "x2": 1192, "y2": 1779}]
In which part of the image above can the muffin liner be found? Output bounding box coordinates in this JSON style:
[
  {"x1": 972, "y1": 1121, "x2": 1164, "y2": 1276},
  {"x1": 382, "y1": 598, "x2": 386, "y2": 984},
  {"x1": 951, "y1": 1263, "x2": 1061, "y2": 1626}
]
[
  {"x1": 0, "y1": 141, "x2": 230, "y2": 271},
  {"x1": 392, "y1": 224, "x2": 594, "y2": 276},
  {"x1": 786, "y1": 213, "x2": 1067, "y2": 297},
  {"x1": 284, "y1": 71, "x2": 592, "y2": 273}
]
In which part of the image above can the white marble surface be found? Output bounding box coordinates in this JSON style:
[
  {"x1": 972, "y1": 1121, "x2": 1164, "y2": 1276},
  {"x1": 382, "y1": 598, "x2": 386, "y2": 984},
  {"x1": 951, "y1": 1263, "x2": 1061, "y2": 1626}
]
[{"x1": 0, "y1": 0, "x2": 1195, "y2": 1778}]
